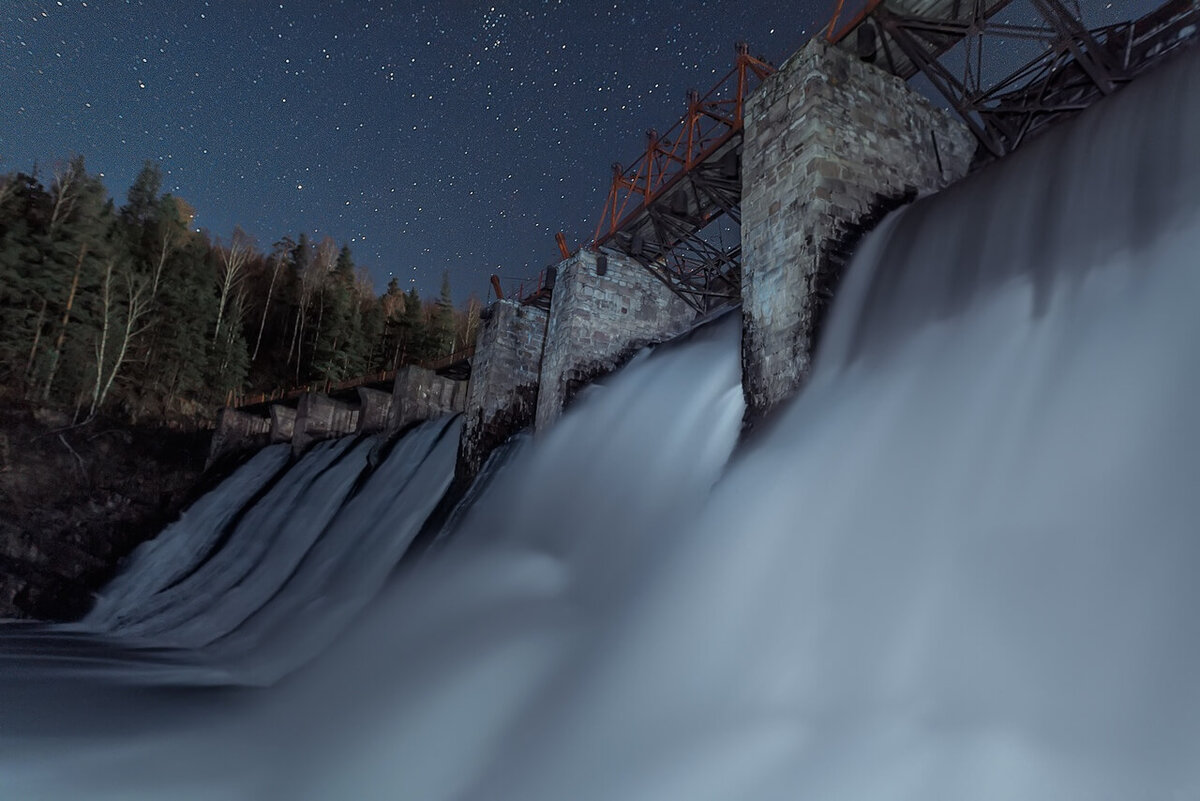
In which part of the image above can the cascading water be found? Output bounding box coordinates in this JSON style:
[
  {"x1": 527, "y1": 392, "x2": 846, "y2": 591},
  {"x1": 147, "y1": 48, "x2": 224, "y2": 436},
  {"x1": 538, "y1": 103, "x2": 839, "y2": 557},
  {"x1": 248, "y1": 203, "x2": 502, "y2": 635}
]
[{"x1": 2, "y1": 42, "x2": 1199, "y2": 801}]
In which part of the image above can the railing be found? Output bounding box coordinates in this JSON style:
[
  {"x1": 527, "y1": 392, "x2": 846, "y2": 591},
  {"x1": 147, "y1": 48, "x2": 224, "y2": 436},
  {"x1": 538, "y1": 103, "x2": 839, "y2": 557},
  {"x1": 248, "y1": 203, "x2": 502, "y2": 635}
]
[
  {"x1": 590, "y1": 43, "x2": 774, "y2": 248},
  {"x1": 227, "y1": 347, "x2": 477, "y2": 409},
  {"x1": 490, "y1": 269, "x2": 554, "y2": 304},
  {"x1": 421, "y1": 345, "x2": 476, "y2": 373}
]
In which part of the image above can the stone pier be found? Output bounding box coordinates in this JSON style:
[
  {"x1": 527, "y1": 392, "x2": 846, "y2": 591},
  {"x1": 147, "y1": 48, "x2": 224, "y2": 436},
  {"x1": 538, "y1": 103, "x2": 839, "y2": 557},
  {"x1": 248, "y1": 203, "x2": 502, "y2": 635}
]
[
  {"x1": 387, "y1": 367, "x2": 467, "y2": 435},
  {"x1": 535, "y1": 249, "x2": 695, "y2": 430},
  {"x1": 356, "y1": 387, "x2": 393, "y2": 434},
  {"x1": 269, "y1": 404, "x2": 296, "y2": 443},
  {"x1": 292, "y1": 393, "x2": 360, "y2": 453},
  {"x1": 458, "y1": 299, "x2": 548, "y2": 480},
  {"x1": 740, "y1": 37, "x2": 975, "y2": 421},
  {"x1": 208, "y1": 407, "x2": 271, "y2": 466}
]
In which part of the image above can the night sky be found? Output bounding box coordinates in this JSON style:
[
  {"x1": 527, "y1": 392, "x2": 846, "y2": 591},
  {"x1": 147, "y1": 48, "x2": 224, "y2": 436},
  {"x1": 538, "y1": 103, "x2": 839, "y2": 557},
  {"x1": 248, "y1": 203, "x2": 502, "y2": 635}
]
[
  {"x1": 2, "y1": 0, "x2": 827, "y2": 302},
  {"x1": 1, "y1": 1, "x2": 1150, "y2": 303}
]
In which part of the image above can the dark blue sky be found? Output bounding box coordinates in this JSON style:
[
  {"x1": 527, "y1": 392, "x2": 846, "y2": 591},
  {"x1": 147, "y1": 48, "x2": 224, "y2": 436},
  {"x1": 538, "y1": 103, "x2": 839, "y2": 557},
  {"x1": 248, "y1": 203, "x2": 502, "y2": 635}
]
[
  {"x1": 1, "y1": 1, "x2": 1151, "y2": 303},
  {"x1": 1, "y1": 1, "x2": 827, "y2": 302}
]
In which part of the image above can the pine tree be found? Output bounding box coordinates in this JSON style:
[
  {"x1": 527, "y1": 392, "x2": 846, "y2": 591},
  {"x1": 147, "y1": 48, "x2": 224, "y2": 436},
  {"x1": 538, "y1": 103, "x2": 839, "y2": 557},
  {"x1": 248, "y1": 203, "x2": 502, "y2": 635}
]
[
  {"x1": 312, "y1": 244, "x2": 356, "y2": 384},
  {"x1": 432, "y1": 271, "x2": 457, "y2": 357},
  {"x1": 0, "y1": 172, "x2": 52, "y2": 384},
  {"x1": 151, "y1": 230, "x2": 219, "y2": 410},
  {"x1": 36, "y1": 157, "x2": 117, "y2": 406},
  {"x1": 398, "y1": 287, "x2": 429, "y2": 364}
]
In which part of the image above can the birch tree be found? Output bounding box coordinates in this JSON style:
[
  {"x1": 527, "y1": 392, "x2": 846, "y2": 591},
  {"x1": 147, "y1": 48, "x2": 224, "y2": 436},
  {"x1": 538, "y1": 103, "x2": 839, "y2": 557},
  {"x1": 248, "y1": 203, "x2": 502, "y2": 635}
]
[
  {"x1": 90, "y1": 260, "x2": 153, "y2": 417},
  {"x1": 251, "y1": 243, "x2": 288, "y2": 362},
  {"x1": 48, "y1": 156, "x2": 86, "y2": 234},
  {"x1": 212, "y1": 227, "x2": 251, "y2": 344}
]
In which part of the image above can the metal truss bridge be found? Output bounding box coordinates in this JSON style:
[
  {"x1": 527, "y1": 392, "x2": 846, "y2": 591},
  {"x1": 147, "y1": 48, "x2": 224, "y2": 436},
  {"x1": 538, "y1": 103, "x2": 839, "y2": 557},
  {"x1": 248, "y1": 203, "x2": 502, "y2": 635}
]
[
  {"x1": 826, "y1": 0, "x2": 1200, "y2": 159},
  {"x1": 587, "y1": 43, "x2": 776, "y2": 313},
  {"x1": 555, "y1": 0, "x2": 1197, "y2": 313}
]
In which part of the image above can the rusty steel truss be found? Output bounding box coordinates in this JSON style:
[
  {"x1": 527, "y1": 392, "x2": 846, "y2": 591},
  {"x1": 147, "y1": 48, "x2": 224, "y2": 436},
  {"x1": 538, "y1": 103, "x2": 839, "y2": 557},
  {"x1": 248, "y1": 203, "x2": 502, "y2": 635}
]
[
  {"x1": 589, "y1": 43, "x2": 775, "y2": 312},
  {"x1": 826, "y1": 0, "x2": 1200, "y2": 158}
]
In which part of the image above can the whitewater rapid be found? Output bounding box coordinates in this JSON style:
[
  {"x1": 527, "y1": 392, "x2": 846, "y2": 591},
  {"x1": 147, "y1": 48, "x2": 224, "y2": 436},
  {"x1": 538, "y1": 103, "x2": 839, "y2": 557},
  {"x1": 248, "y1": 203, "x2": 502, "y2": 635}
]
[{"x1": 2, "y1": 40, "x2": 1199, "y2": 801}]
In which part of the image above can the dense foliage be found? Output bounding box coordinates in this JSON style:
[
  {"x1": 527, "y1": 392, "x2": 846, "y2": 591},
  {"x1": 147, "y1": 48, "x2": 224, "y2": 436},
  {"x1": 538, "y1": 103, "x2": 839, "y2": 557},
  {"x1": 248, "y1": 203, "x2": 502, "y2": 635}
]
[{"x1": 0, "y1": 159, "x2": 480, "y2": 425}]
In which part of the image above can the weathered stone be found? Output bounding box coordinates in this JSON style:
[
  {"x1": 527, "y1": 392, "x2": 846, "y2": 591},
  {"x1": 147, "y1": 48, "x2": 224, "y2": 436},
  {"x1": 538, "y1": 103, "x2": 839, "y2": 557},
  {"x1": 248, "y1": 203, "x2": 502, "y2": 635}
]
[
  {"x1": 269, "y1": 404, "x2": 296, "y2": 443},
  {"x1": 388, "y1": 367, "x2": 467, "y2": 434},
  {"x1": 740, "y1": 38, "x2": 975, "y2": 422},
  {"x1": 355, "y1": 387, "x2": 393, "y2": 434},
  {"x1": 208, "y1": 407, "x2": 271, "y2": 466},
  {"x1": 292, "y1": 393, "x2": 359, "y2": 453},
  {"x1": 535, "y1": 250, "x2": 695, "y2": 430},
  {"x1": 459, "y1": 299, "x2": 547, "y2": 481}
]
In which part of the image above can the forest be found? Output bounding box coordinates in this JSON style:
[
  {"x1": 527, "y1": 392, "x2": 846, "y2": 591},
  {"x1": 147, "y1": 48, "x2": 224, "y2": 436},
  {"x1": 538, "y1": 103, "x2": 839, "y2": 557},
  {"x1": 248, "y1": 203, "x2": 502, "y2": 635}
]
[{"x1": 0, "y1": 157, "x2": 481, "y2": 427}]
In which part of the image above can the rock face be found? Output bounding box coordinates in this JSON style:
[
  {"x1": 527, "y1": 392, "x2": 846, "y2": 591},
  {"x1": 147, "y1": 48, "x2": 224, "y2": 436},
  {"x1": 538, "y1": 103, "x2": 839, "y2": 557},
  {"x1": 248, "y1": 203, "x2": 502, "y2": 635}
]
[
  {"x1": 740, "y1": 37, "x2": 976, "y2": 422},
  {"x1": 0, "y1": 403, "x2": 208, "y2": 621},
  {"x1": 535, "y1": 250, "x2": 696, "y2": 431}
]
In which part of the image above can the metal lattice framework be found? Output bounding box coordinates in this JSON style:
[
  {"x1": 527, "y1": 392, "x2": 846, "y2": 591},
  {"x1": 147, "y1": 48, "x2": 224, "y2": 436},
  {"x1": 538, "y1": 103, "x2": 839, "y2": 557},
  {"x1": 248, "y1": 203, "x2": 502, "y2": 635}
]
[
  {"x1": 826, "y1": 0, "x2": 1200, "y2": 158},
  {"x1": 589, "y1": 44, "x2": 775, "y2": 312}
]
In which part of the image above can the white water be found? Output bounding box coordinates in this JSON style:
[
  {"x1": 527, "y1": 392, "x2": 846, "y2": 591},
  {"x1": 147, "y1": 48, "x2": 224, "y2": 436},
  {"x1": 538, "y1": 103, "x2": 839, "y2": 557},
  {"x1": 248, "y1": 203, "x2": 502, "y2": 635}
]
[{"x1": 2, "y1": 44, "x2": 1199, "y2": 800}]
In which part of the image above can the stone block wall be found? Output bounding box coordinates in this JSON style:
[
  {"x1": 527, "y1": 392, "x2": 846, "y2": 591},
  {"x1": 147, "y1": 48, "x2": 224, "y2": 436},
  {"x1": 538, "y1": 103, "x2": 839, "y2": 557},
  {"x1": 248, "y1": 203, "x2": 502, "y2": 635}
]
[
  {"x1": 208, "y1": 407, "x2": 271, "y2": 466},
  {"x1": 388, "y1": 367, "x2": 467, "y2": 434},
  {"x1": 740, "y1": 37, "x2": 975, "y2": 421},
  {"x1": 459, "y1": 299, "x2": 548, "y2": 480},
  {"x1": 535, "y1": 249, "x2": 695, "y2": 430},
  {"x1": 356, "y1": 387, "x2": 394, "y2": 434},
  {"x1": 292, "y1": 393, "x2": 360, "y2": 453},
  {"x1": 269, "y1": 404, "x2": 296, "y2": 443}
]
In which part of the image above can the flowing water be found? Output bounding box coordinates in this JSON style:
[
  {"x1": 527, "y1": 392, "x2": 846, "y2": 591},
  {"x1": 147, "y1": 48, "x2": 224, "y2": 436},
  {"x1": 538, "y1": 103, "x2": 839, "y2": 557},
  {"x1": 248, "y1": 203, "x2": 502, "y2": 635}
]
[{"x1": 2, "y1": 43, "x2": 1199, "y2": 801}]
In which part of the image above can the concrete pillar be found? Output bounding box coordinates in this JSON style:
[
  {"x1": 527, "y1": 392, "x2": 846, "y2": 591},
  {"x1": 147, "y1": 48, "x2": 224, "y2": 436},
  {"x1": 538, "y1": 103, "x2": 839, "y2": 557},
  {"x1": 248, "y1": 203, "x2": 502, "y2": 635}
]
[
  {"x1": 535, "y1": 249, "x2": 695, "y2": 430},
  {"x1": 356, "y1": 387, "x2": 393, "y2": 434},
  {"x1": 458, "y1": 299, "x2": 548, "y2": 480},
  {"x1": 208, "y1": 407, "x2": 270, "y2": 466},
  {"x1": 269, "y1": 404, "x2": 296, "y2": 443},
  {"x1": 388, "y1": 366, "x2": 468, "y2": 435},
  {"x1": 740, "y1": 38, "x2": 975, "y2": 421},
  {"x1": 292, "y1": 393, "x2": 358, "y2": 453}
]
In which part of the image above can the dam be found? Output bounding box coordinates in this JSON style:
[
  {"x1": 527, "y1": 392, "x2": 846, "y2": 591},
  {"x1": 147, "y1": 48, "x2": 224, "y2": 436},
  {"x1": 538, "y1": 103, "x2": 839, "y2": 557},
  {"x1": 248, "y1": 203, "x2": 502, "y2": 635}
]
[{"x1": 3, "y1": 2, "x2": 1200, "y2": 798}]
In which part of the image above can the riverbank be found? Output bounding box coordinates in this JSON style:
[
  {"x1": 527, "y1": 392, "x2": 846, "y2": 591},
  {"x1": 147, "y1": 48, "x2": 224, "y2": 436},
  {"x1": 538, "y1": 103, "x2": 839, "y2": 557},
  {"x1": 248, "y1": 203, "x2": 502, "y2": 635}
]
[{"x1": 0, "y1": 398, "x2": 210, "y2": 621}]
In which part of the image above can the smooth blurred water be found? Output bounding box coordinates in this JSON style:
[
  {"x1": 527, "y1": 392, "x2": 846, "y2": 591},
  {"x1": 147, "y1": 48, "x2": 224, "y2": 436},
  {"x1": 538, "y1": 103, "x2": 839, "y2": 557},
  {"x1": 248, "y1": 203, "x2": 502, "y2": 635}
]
[{"x1": 2, "y1": 43, "x2": 1199, "y2": 801}]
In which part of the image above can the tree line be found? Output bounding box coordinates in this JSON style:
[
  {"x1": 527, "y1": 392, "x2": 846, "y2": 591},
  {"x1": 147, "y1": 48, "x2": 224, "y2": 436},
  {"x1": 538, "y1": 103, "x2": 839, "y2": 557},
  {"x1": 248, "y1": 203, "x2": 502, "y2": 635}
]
[{"x1": 0, "y1": 157, "x2": 480, "y2": 426}]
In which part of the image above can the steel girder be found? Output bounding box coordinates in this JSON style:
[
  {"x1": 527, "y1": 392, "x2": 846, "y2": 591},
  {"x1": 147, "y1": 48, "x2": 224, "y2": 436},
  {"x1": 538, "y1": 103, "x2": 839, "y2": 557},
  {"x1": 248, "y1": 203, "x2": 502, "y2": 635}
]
[{"x1": 830, "y1": 0, "x2": 1199, "y2": 159}]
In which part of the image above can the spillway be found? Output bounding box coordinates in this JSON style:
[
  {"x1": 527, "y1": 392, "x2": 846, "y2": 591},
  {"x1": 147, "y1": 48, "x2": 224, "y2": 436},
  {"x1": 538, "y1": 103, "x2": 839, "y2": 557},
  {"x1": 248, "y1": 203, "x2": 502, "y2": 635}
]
[{"x1": 2, "y1": 42, "x2": 1199, "y2": 801}]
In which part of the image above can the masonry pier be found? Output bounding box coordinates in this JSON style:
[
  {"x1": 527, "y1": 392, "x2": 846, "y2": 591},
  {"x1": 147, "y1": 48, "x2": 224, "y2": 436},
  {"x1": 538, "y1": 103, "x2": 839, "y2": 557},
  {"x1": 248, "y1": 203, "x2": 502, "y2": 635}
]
[
  {"x1": 209, "y1": 407, "x2": 271, "y2": 466},
  {"x1": 739, "y1": 38, "x2": 974, "y2": 421},
  {"x1": 269, "y1": 405, "x2": 296, "y2": 443},
  {"x1": 534, "y1": 249, "x2": 695, "y2": 431},
  {"x1": 355, "y1": 388, "x2": 393, "y2": 435},
  {"x1": 458, "y1": 299, "x2": 547, "y2": 481},
  {"x1": 292, "y1": 393, "x2": 359, "y2": 454},
  {"x1": 388, "y1": 367, "x2": 467, "y2": 435}
]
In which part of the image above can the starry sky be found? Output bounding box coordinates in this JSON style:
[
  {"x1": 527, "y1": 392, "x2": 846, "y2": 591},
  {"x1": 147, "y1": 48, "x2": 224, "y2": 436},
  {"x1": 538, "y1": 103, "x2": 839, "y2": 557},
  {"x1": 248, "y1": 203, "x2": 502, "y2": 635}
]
[
  {"x1": 1, "y1": 0, "x2": 828, "y2": 302},
  {"x1": 1, "y1": 1, "x2": 1151, "y2": 303}
]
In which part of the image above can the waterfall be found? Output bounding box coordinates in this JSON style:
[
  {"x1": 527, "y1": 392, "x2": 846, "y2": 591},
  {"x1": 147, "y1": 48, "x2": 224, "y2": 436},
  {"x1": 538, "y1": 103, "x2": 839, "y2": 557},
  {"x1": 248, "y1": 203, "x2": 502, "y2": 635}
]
[{"x1": 2, "y1": 43, "x2": 1199, "y2": 801}]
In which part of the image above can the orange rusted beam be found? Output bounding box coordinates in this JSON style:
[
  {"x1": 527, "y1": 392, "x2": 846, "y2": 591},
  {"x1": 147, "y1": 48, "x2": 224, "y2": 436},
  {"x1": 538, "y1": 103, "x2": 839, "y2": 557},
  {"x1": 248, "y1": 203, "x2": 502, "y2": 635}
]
[
  {"x1": 555, "y1": 231, "x2": 571, "y2": 260},
  {"x1": 587, "y1": 42, "x2": 775, "y2": 250},
  {"x1": 826, "y1": 0, "x2": 884, "y2": 44}
]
